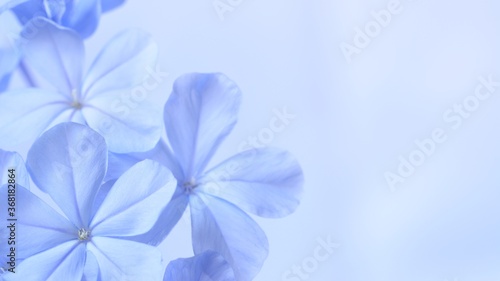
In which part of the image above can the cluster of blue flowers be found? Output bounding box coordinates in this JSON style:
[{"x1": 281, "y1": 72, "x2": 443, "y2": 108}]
[{"x1": 0, "y1": 1, "x2": 304, "y2": 280}]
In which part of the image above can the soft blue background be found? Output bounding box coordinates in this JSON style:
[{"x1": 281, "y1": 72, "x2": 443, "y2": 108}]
[{"x1": 2, "y1": 0, "x2": 500, "y2": 280}]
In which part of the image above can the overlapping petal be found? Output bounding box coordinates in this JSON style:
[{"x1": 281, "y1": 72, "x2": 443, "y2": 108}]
[
  {"x1": 82, "y1": 95, "x2": 162, "y2": 153},
  {"x1": 21, "y1": 18, "x2": 84, "y2": 95},
  {"x1": 43, "y1": 0, "x2": 66, "y2": 22},
  {"x1": 106, "y1": 140, "x2": 184, "y2": 182},
  {"x1": 190, "y1": 194, "x2": 268, "y2": 281},
  {"x1": 88, "y1": 237, "x2": 163, "y2": 281},
  {"x1": 26, "y1": 123, "x2": 107, "y2": 227},
  {"x1": 9, "y1": 1, "x2": 48, "y2": 25},
  {"x1": 61, "y1": 0, "x2": 101, "y2": 38},
  {"x1": 198, "y1": 147, "x2": 304, "y2": 218},
  {"x1": 0, "y1": 89, "x2": 69, "y2": 148},
  {"x1": 164, "y1": 250, "x2": 236, "y2": 281},
  {"x1": 105, "y1": 152, "x2": 142, "y2": 182},
  {"x1": 82, "y1": 251, "x2": 101, "y2": 281},
  {"x1": 91, "y1": 160, "x2": 176, "y2": 237},
  {"x1": 131, "y1": 187, "x2": 189, "y2": 245},
  {"x1": 164, "y1": 73, "x2": 241, "y2": 179}
]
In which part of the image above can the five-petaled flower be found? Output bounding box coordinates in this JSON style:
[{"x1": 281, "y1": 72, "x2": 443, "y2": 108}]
[
  {"x1": 119, "y1": 73, "x2": 304, "y2": 281},
  {"x1": 2, "y1": 123, "x2": 176, "y2": 281}
]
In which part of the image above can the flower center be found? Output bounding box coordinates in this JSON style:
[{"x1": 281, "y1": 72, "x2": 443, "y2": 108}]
[
  {"x1": 183, "y1": 178, "x2": 198, "y2": 192},
  {"x1": 78, "y1": 228, "x2": 91, "y2": 241},
  {"x1": 71, "y1": 89, "x2": 82, "y2": 109}
]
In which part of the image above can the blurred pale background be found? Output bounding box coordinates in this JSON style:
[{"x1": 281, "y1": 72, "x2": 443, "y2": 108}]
[{"x1": 2, "y1": 0, "x2": 500, "y2": 280}]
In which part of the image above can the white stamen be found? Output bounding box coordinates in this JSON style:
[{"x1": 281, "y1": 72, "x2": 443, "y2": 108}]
[
  {"x1": 78, "y1": 228, "x2": 91, "y2": 241},
  {"x1": 71, "y1": 89, "x2": 82, "y2": 109},
  {"x1": 183, "y1": 178, "x2": 198, "y2": 192}
]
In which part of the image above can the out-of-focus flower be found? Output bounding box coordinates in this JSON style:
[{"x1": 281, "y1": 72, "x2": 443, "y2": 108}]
[
  {"x1": 1, "y1": 0, "x2": 124, "y2": 38},
  {"x1": 0, "y1": 18, "x2": 163, "y2": 153}
]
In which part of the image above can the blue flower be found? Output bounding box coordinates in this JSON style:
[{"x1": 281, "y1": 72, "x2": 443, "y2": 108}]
[
  {"x1": 164, "y1": 251, "x2": 236, "y2": 281},
  {"x1": 3, "y1": 122, "x2": 176, "y2": 281},
  {"x1": 128, "y1": 73, "x2": 304, "y2": 281},
  {"x1": 0, "y1": 150, "x2": 29, "y2": 279},
  {"x1": 1, "y1": 0, "x2": 124, "y2": 38},
  {"x1": 0, "y1": 18, "x2": 163, "y2": 153}
]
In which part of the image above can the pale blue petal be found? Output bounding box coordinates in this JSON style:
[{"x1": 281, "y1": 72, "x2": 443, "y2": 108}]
[
  {"x1": 164, "y1": 251, "x2": 236, "y2": 281},
  {"x1": 81, "y1": 92, "x2": 162, "y2": 153},
  {"x1": 0, "y1": 47, "x2": 19, "y2": 92},
  {"x1": 46, "y1": 106, "x2": 82, "y2": 128},
  {"x1": 91, "y1": 160, "x2": 176, "y2": 237},
  {"x1": 130, "y1": 187, "x2": 189, "y2": 245},
  {"x1": 61, "y1": 0, "x2": 101, "y2": 38},
  {"x1": 0, "y1": 89, "x2": 69, "y2": 149},
  {"x1": 21, "y1": 18, "x2": 84, "y2": 96},
  {"x1": 26, "y1": 123, "x2": 107, "y2": 227},
  {"x1": 4, "y1": 241, "x2": 85, "y2": 281},
  {"x1": 199, "y1": 148, "x2": 304, "y2": 218},
  {"x1": 0, "y1": 185, "x2": 76, "y2": 259},
  {"x1": 154, "y1": 139, "x2": 184, "y2": 181},
  {"x1": 190, "y1": 194, "x2": 268, "y2": 281},
  {"x1": 100, "y1": 0, "x2": 124, "y2": 12},
  {"x1": 0, "y1": 150, "x2": 29, "y2": 189},
  {"x1": 90, "y1": 179, "x2": 115, "y2": 219},
  {"x1": 105, "y1": 139, "x2": 183, "y2": 182},
  {"x1": 105, "y1": 152, "x2": 142, "y2": 182},
  {"x1": 88, "y1": 237, "x2": 163, "y2": 281},
  {"x1": 164, "y1": 73, "x2": 242, "y2": 179},
  {"x1": 82, "y1": 29, "x2": 158, "y2": 100},
  {"x1": 82, "y1": 250, "x2": 101, "y2": 281},
  {"x1": 0, "y1": 74, "x2": 10, "y2": 92}
]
